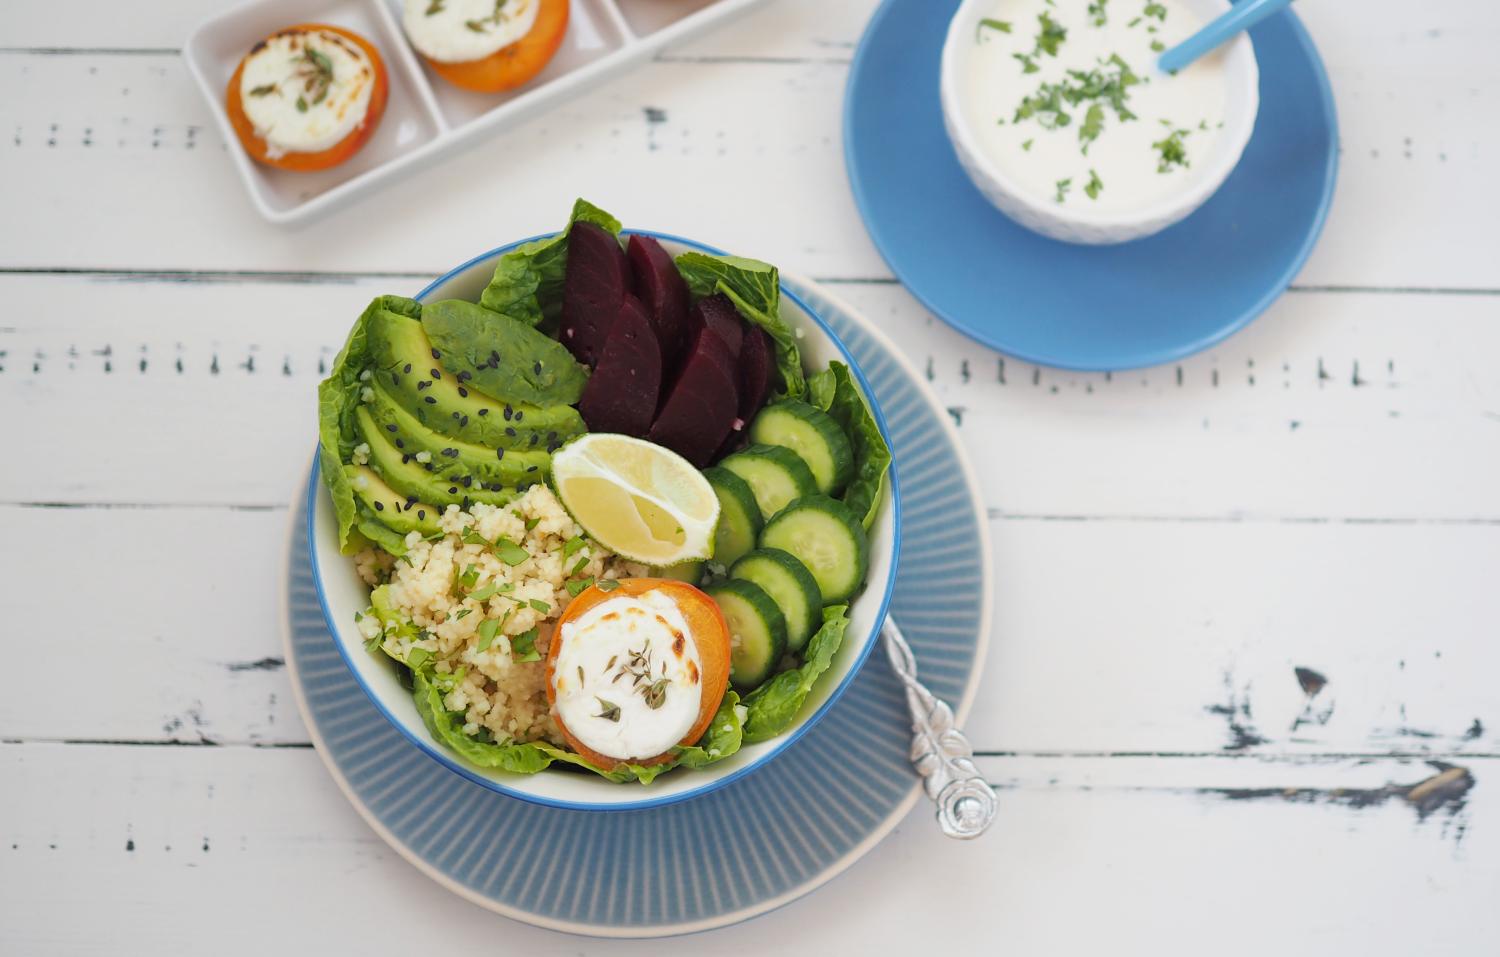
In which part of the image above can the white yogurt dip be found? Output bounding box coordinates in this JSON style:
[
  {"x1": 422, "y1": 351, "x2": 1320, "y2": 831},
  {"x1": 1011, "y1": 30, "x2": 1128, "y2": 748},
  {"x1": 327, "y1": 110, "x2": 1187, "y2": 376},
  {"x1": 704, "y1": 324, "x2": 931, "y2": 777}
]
[
  {"x1": 957, "y1": 0, "x2": 1228, "y2": 212},
  {"x1": 239, "y1": 28, "x2": 375, "y2": 158}
]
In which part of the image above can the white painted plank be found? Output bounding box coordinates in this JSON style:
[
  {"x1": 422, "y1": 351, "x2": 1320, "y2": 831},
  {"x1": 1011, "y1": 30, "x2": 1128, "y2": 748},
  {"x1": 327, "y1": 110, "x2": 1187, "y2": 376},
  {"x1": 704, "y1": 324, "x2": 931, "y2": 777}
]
[
  {"x1": 1, "y1": 744, "x2": 1493, "y2": 954},
  {"x1": 2, "y1": 275, "x2": 1496, "y2": 520},
  {"x1": 2, "y1": 1, "x2": 1498, "y2": 287},
  {"x1": 4, "y1": 501, "x2": 1495, "y2": 756}
]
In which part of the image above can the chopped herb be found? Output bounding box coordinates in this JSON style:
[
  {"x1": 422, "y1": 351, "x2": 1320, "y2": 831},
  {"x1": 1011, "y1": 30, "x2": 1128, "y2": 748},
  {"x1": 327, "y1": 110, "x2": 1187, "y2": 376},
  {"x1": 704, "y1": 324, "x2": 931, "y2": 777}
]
[
  {"x1": 577, "y1": 665, "x2": 585, "y2": 684},
  {"x1": 644, "y1": 677, "x2": 670, "y2": 710},
  {"x1": 460, "y1": 526, "x2": 489, "y2": 546},
  {"x1": 1035, "y1": 12, "x2": 1067, "y2": 57},
  {"x1": 1199, "y1": 119, "x2": 1210, "y2": 131},
  {"x1": 1055, "y1": 177, "x2": 1072, "y2": 203},
  {"x1": 1151, "y1": 38, "x2": 1165, "y2": 53},
  {"x1": 510, "y1": 627, "x2": 541, "y2": 662},
  {"x1": 1079, "y1": 103, "x2": 1105, "y2": 153},
  {"x1": 527, "y1": 598, "x2": 551, "y2": 614},
  {"x1": 406, "y1": 647, "x2": 432, "y2": 670},
  {"x1": 364, "y1": 631, "x2": 383, "y2": 653},
  {"x1": 1013, "y1": 52, "x2": 1040, "y2": 74},
  {"x1": 563, "y1": 536, "x2": 588, "y2": 560},
  {"x1": 1152, "y1": 128, "x2": 1191, "y2": 172},
  {"x1": 1127, "y1": 16, "x2": 1142, "y2": 28},
  {"x1": 565, "y1": 577, "x2": 595, "y2": 597},
  {"x1": 463, "y1": 0, "x2": 510, "y2": 34},
  {"x1": 295, "y1": 95, "x2": 308, "y2": 113},
  {"x1": 494, "y1": 537, "x2": 530, "y2": 566},
  {"x1": 1084, "y1": 169, "x2": 1104, "y2": 199},
  {"x1": 469, "y1": 582, "x2": 501, "y2": 601},
  {"x1": 1144, "y1": 2, "x2": 1167, "y2": 21},
  {"x1": 977, "y1": 17, "x2": 1012, "y2": 40},
  {"x1": 476, "y1": 618, "x2": 500, "y2": 652},
  {"x1": 293, "y1": 46, "x2": 334, "y2": 109},
  {"x1": 248, "y1": 83, "x2": 278, "y2": 97},
  {"x1": 425, "y1": 0, "x2": 445, "y2": 13},
  {"x1": 569, "y1": 555, "x2": 590, "y2": 577},
  {"x1": 596, "y1": 579, "x2": 621, "y2": 592},
  {"x1": 454, "y1": 609, "x2": 472, "y2": 620},
  {"x1": 1087, "y1": 0, "x2": 1109, "y2": 26},
  {"x1": 1022, "y1": 138, "x2": 1034, "y2": 151},
  {"x1": 593, "y1": 697, "x2": 621, "y2": 722},
  {"x1": 457, "y1": 564, "x2": 480, "y2": 589}
]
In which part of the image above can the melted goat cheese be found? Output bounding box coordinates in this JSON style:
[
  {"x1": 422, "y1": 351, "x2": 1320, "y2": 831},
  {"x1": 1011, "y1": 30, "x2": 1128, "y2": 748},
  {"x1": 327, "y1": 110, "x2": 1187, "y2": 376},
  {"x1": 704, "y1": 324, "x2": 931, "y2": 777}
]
[
  {"x1": 403, "y1": 0, "x2": 540, "y2": 64},
  {"x1": 239, "y1": 28, "x2": 374, "y2": 157},
  {"x1": 552, "y1": 591, "x2": 704, "y2": 762}
]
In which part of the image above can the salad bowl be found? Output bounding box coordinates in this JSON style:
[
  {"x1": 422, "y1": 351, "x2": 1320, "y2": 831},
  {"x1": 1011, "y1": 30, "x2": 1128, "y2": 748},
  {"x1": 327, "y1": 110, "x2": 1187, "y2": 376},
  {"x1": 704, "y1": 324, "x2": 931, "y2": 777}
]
[{"x1": 308, "y1": 231, "x2": 901, "y2": 811}]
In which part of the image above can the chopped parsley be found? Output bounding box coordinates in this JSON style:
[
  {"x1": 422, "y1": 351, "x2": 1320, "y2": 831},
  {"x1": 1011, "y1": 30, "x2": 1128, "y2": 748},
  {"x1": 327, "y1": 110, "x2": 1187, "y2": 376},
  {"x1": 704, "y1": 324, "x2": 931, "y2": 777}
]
[
  {"x1": 476, "y1": 617, "x2": 500, "y2": 652},
  {"x1": 597, "y1": 579, "x2": 621, "y2": 592},
  {"x1": 454, "y1": 609, "x2": 471, "y2": 620},
  {"x1": 1143, "y1": 1, "x2": 1167, "y2": 21},
  {"x1": 1085, "y1": 169, "x2": 1104, "y2": 199},
  {"x1": 1035, "y1": 12, "x2": 1068, "y2": 57},
  {"x1": 569, "y1": 555, "x2": 590, "y2": 577},
  {"x1": 527, "y1": 598, "x2": 551, "y2": 614},
  {"x1": 510, "y1": 627, "x2": 541, "y2": 663},
  {"x1": 457, "y1": 564, "x2": 480, "y2": 590},
  {"x1": 1013, "y1": 54, "x2": 1140, "y2": 154},
  {"x1": 493, "y1": 537, "x2": 530, "y2": 566},
  {"x1": 468, "y1": 581, "x2": 501, "y2": 601},
  {"x1": 1151, "y1": 38, "x2": 1165, "y2": 53},
  {"x1": 977, "y1": 17, "x2": 1012, "y2": 40},
  {"x1": 460, "y1": 526, "x2": 488, "y2": 546},
  {"x1": 565, "y1": 577, "x2": 595, "y2": 597},
  {"x1": 1022, "y1": 138, "x2": 1034, "y2": 151},
  {"x1": 563, "y1": 536, "x2": 588, "y2": 560},
  {"x1": 524, "y1": 517, "x2": 541, "y2": 532},
  {"x1": 248, "y1": 83, "x2": 277, "y2": 97},
  {"x1": 1088, "y1": 0, "x2": 1109, "y2": 26},
  {"x1": 1055, "y1": 177, "x2": 1072, "y2": 203},
  {"x1": 1152, "y1": 127, "x2": 1191, "y2": 172}
]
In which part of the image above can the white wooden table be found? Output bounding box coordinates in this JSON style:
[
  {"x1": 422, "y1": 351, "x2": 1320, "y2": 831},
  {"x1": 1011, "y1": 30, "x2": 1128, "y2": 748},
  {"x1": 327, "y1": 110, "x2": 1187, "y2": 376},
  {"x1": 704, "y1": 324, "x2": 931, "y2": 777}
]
[{"x1": 3, "y1": 1, "x2": 1497, "y2": 952}]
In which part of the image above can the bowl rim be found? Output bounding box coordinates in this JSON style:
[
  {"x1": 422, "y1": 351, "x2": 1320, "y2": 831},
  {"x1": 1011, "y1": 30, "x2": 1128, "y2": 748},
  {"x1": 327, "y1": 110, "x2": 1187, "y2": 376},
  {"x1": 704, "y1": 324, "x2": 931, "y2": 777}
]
[
  {"x1": 939, "y1": 0, "x2": 1260, "y2": 229},
  {"x1": 306, "y1": 230, "x2": 903, "y2": 812}
]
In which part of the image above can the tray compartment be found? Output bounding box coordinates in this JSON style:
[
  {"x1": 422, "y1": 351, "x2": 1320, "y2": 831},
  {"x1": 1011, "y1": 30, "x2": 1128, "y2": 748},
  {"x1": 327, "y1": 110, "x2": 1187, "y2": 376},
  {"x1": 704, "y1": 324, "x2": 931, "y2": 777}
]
[{"x1": 612, "y1": 0, "x2": 727, "y2": 37}]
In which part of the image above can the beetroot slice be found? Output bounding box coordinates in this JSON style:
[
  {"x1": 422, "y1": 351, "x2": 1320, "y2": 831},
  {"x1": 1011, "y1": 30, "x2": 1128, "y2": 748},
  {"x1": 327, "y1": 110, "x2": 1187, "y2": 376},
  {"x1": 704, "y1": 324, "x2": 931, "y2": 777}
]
[
  {"x1": 577, "y1": 296, "x2": 662, "y2": 438},
  {"x1": 627, "y1": 235, "x2": 690, "y2": 368},
  {"x1": 693, "y1": 293, "x2": 744, "y2": 359},
  {"x1": 715, "y1": 325, "x2": 776, "y2": 459},
  {"x1": 560, "y1": 221, "x2": 629, "y2": 368},
  {"x1": 648, "y1": 324, "x2": 739, "y2": 467}
]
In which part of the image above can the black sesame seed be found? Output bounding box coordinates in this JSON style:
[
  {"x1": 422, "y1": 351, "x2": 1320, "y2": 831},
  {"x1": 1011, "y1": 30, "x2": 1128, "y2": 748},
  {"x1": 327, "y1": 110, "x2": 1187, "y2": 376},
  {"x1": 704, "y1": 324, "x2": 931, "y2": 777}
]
[
  {"x1": 488, "y1": 483, "x2": 503, "y2": 492},
  {"x1": 461, "y1": 476, "x2": 473, "y2": 488},
  {"x1": 532, "y1": 361, "x2": 542, "y2": 375},
  {"x1": 490, "y1": 350, "x2": 500, "y2": 363},
  {"x1": 390, "y1": 373, "x2": 400, "y2": 386},
  {"x1": 373, "y1": 501, "x2": 384, "y2": 511},
  {"x1": 417, "y1": 381, "x2": 430, "y2": 391},
  {"x1": 496, "y1": 448, "x2": 505, "y2": 460},
  {"x1": 547, "y1": 441, "x2": 561, "y2": 453},
  {"x1": 395, "y1": 440, "x2": 405, "y2": 449},
  {"x1": 458, "y1": 371, "x2": 471, "y2": 382},
  {"x1": 514, "y1": 411, "x2": 524, "y2": 422},
  {"x1": 424, "y1": 396, "x2": 437, "y2": 404},
  {"x1": 462, "y1": 498, "x2": 472, "y2": 509},
  {"x1": 441, "y1": 448, "x2": 458, "y2": 458},
  {"x1": 529, "y1": 433, "x2": 539, "y2": 447},
  {"x1": 458, "y1": 387, "x2": 468, "y2": 398},
  {"x1": 403, "y1": 363, "x2": 412, "y2": 374},
  {"x1": 505, "y1": 427, "x2": 517, "y2": 437},
  {"x1": 417, "y1": 510, "x2": 427, "y2": 520},
  {"x1": 478, "y1": 409, "x2": 489, "y2": 417},
  {"x1": 526, "y1": 466, "x2": 538, "y2": 473},
  {"x1": 424, "y1": 463, "x2": 434, "y2": 472},
  {"x1": 448, "y1": 487, "x2": 458, "y2": 495},
  {"x1": 430, "y1": 368, "x2": 441, "y2": 379},
  {"x1": 402, "y1": 455, "x2": 411, "y2": 465},
  {"x1": 460, "y1": 415, "x2": 469, "y2": 427},
  {"x1": 431, "y1": 348, "x2": 441, "y2": 360},
  {"x1": 405, "y1": 496, "x2": 417, "y2": 506},
  {"x1": 503, "y1": 405, "x2": 513, "y2": 421},
  {"x1": 385, "y1": 424, "x2": 398, "y2": 433},
  {"x1": 547, "y1": 431, "x2": 558, "y2": 442}
]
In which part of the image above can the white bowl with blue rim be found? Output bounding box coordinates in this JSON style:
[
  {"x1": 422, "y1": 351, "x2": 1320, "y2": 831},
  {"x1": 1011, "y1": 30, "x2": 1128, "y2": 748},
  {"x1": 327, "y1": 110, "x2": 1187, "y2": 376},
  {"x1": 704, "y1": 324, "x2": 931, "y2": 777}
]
[
  {"x1": 940, "y1": 0, "x2": 1259, "y2": 245},
  {"x1": 307, "y1": 233, "x2": 900, "y2": 811}
]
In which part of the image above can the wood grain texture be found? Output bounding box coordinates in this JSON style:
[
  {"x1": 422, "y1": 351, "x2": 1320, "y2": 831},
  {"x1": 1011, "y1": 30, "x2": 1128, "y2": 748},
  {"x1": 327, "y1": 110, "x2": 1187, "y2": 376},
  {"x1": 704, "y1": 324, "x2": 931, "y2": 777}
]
[{"x1": 1, "y1": 0, "x2": 1497, "y2": 950}]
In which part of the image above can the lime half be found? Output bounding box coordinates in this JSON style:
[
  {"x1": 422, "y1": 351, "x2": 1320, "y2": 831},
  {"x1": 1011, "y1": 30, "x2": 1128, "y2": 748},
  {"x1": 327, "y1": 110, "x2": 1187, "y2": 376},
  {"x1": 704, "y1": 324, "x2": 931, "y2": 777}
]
[{"x1": 551, "y1": 434, "x2": 720, "y2": 566}]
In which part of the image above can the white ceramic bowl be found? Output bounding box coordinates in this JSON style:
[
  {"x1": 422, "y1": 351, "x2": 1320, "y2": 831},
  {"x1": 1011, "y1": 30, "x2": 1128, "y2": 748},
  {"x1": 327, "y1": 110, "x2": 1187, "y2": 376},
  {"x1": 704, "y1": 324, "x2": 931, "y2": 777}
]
[
  {"x1": 940, "y1": 0, "x2": 1259, "y2": 245},
  {"x1": 308, "y1": 233, "x2": 900, "y2": 811}
]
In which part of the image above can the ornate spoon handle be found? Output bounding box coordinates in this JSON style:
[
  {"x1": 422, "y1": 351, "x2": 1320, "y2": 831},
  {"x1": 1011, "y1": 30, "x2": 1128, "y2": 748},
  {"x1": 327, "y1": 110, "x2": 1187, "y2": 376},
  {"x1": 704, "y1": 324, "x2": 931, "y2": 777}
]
[{"x1": 882, "y1": 618, "x2": 997, "y2": 839}]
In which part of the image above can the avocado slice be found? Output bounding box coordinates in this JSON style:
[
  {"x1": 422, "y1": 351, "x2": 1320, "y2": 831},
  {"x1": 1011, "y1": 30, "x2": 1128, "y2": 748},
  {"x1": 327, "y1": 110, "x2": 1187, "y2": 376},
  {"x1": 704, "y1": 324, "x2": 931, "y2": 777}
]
[
  {"x1": 366, "y1": 308, "x2": 585, "y2": 452},
  {"x1": 355, "y1": 406, "x2": 518, "y2": 510},
  {"x1": 357, "y1": 391, "x2": 550, "y2": 490},
  {"x1": 345, "y1": 464, "x2": 441, "y2": 537},
  {"x1": 421, "y1": 299, "x2": 589, "y2": 407}
]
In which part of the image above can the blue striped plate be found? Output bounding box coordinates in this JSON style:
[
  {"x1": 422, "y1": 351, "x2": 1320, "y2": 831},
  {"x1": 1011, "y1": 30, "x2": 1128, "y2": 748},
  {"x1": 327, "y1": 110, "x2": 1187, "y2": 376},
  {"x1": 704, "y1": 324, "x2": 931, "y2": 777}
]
[{"x1": 280, "y1": 276, "x2": 994, "y2": 937}]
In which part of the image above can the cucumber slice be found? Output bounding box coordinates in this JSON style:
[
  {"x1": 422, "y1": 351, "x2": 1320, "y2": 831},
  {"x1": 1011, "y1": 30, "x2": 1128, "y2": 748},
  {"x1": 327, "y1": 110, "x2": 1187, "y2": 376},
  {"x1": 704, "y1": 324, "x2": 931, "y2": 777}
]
[
  {"x1": 759, "y1": 495, "x2": 869, "y2": 603},
  {"x1": 702, "y1": 466, "x2": 763, "y2": 568},
  {"x1": 346, "y1": 464, "x2": 441, "y2": 537},
  {"x1": 707, "y1": 579, "x2": 788, "y2": 690},
  {"x1": 730, "y1": 548, "x2": 823, "y2": 652},
  {"x1": 651, "y1": 560, "x2": 704, "y2": 586},
  {"x1": 748, "y1": 401, "x2": 854, "y2": 496},
  {"x1": 719, "y1": 445, "x2": 818, "y2": 521}
]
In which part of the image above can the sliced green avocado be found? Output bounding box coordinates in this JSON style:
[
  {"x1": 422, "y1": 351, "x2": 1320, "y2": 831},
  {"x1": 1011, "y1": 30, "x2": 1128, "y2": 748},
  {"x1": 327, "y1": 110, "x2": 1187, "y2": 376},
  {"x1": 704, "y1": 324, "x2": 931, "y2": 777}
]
[
  {"x1": 345, "y1": 464, "x2": 440, "y2": 537},
  {"x1": 357, "y1": 391, "x2": 551, "y2": 490},
  {"x1": 366, "y1": 308, "x2": 585, "y2": 452},
  {"x1": 355, "y1": 406, "x2": 518, "y2": 510},
  {"x1": 421, "y1": 299, "x2": 589, "y2": 407}
]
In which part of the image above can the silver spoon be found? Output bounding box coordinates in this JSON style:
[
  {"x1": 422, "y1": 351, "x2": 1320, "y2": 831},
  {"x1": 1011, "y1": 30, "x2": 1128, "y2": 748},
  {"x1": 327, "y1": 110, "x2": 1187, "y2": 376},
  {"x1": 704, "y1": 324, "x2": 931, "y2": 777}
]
[{"x1": 882, "y1": 618, "x2": 997, "y2": 839}]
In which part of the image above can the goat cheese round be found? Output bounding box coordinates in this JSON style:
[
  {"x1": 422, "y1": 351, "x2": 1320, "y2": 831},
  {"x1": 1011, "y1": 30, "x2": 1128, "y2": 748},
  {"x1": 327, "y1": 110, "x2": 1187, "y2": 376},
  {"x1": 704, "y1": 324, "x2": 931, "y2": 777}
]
[
  {"x1": 550, "y1": 590, "x2": 705, "y2": 762},
  {"x1": 403, "y1": 0, "x2": 541, "y2": 64},
  {"x1": 239, "y1": 28, "x2": 376, "y2": 158}
]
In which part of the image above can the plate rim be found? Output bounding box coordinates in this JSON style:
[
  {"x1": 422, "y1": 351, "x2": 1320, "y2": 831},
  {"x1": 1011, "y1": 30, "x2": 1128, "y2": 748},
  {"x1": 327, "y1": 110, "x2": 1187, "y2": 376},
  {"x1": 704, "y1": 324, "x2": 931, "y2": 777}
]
[
  {"x1": 843, "y1": 0, "x2": 1341, "y2": 372},
  {"x1": 279, "y1": 273, "x2": 995, "y2": 937}
]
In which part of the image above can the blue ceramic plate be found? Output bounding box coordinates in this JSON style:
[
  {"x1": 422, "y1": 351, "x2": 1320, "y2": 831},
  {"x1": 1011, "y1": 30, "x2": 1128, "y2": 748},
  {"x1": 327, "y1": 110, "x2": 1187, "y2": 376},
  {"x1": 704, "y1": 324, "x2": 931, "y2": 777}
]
[
  {"x1": 281, "y1": 277, "x2": 995, "y2": 937},
  {"x1": 844, "y1": 0, "x2": 1339, "y2": 371}
]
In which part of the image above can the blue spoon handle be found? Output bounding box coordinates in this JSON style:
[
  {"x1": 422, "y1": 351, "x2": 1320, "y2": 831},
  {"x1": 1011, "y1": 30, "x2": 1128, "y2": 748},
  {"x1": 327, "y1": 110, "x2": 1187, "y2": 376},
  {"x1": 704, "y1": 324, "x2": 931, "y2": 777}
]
[{"x1": 1158, "y1": 0, "x2": 1293, "y2": 73}]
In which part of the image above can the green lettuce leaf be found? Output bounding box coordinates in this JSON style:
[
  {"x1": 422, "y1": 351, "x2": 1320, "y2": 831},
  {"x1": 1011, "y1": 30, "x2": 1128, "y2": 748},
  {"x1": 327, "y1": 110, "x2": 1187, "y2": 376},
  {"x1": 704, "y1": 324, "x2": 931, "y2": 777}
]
[
  {"x1": 806, "y1": 362, "x2": 891, "y2": 528},
  {"x1": 674, "y1": 252, "x2": 806, "y2": 399},
  {"x1": 421, "y1": 299, "x2": 589, "y2": 406},
  {"x1": 317, "y1": 295, "x2": 424, "y2": 554},
  {"x1": 478, "y1": 198, "x2": 623, "y2": 329},
  {"x1": 742, "y1": 606, "x2": 850, "y2": 743}
]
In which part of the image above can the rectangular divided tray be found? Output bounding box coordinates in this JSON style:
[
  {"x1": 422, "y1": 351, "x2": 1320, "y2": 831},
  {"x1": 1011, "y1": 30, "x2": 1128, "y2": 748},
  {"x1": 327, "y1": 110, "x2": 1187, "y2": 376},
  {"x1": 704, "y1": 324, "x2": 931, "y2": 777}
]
[{"x1": 185, "y1": 0, "x2": 767, "y2": 225}]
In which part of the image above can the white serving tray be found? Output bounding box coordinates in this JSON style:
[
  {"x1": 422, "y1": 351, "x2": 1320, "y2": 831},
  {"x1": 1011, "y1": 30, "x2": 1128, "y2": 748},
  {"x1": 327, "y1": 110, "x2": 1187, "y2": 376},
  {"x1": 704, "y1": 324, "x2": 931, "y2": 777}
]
[{"x1": 185, "y1": 0, "x2": 767, "y2": 225}]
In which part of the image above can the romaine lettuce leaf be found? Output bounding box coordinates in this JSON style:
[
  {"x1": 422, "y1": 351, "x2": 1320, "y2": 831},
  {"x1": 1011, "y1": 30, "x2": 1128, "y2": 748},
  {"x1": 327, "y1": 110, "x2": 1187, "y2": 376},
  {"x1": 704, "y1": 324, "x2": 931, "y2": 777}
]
[
  {"x1": 806, "y1": 362, "x2": 891, "y2": 528},
  {"x1": 478, "y1": 199, "x2": 622, "y2": 329},
  {"x1": 317, "y1": 295, "x2": 424, "y2": 553},
  {"x1": 674, "y1": 252, "x2": 806, "y2": 399},
  {"x1": 741, "y1": 606, "x2": 850, "y2": 743}
]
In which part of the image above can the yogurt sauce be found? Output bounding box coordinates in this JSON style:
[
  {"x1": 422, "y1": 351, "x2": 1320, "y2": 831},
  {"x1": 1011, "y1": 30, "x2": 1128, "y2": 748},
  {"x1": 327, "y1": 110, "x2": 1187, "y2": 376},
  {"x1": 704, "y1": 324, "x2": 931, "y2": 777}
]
[
  {"x1": 239, "y1": 28, "x2": 375, "y2": 158},
  {"x1": 959, "y1": 0, "x2": 1227, "y2": 211},
  {"x1": 551, "y1": 590, "x2": 704, "y2": 762},
  {"x1": 403, "y1": 0, "x2": 540, "y2": 64}
]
